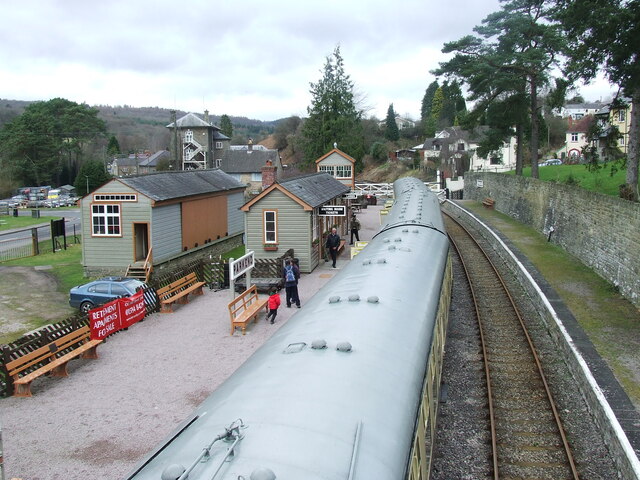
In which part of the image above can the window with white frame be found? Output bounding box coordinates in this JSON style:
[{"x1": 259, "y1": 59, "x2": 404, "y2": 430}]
[
  {"x1": 319, "y1": 165, "x2": 334, "y2": 174},
  {"x1": 618, "y1": 110, "x2": 626, "y2": 122},
  {"x1": 216, "y1": 141, "x2": 223, "y2": 149},
  {"x1": 263, "y1": 210, "x2": 277, "y2": 243},
  {"x1": 336, "y1": 165, "x2": 352, "y2": 178},
  {"x1": 571, "y1": 133, "x2": 579, "y2": 142},
  {"x1": 185, "y1": 130, "x2": 193, "y2": 142},
  {"x1": 251, "y1": 173, "x2": 262, "y2": 181},
  {"x1": 92, "y1": 204, "x2": 121, "y2": 236},
  {"x1": 215, "y1": 158, "x2": 222, "y2": 168}
]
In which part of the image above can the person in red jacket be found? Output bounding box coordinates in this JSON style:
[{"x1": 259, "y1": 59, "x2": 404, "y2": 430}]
[{"x1": 266, "y1": 289, "x2": 281, "y2": 324}]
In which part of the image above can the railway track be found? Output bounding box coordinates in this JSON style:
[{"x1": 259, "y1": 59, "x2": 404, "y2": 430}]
[{"x1": 444, "y1": 214, "x2": 579, "y2": 480}]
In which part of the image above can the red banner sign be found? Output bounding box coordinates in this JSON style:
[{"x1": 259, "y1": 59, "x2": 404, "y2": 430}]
[{"x1": 89, "y1": 292, "x2": 146, "y2": 340}]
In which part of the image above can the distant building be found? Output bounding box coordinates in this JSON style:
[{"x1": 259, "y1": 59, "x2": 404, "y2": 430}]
[
  {"x1": 377, "y1": 116, "x2": 416, "y2": 130},
  {"x1": 109, "y1": 151, "x2": 170, "y2": 176},
  {"x1": 219, "y1": 141, "x2": 282, "y2": 195},
  {"x1": 166, "y1": 111, "x2": 230, "y2": 170},
  {"x1": 556, "y1": 116, "x2": 594, "y2": 161},
  {"x1": 595, "y1": 98, "x2": 633, "y2": 158},
  {"x1": 555, "y1": 102, "x2": 603, "y2": 120}
]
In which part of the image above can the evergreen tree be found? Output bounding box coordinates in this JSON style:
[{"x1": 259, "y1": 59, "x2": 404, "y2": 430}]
[
  {"x1": 74, "y1": 159, "x2": 112, "y2": 196},
  {"x1": 421, "y1": 81, "x2": 439, "y2": 123},
  {"x1": 384, "y1": 104, "x2": 400, "y2": 141},
  {"x1": 106, "y1": 135, "x2": 121, "y2": 156},
  {"x1": 220, "y1": 114, "x2": 233, "y2": 138},
  {"x1": 0, "y1": 98, "x2": 106, "y2": 186},
  {"x1": 431, "y1": 88, "x2": 445, "y2": 126},
  {"x1": 301, "y1": 46, "x2": 365, "y2": 169}
]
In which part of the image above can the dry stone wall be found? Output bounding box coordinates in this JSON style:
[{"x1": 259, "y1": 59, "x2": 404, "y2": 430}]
[{"x1": 464, "y1": 172, "x2": 640, "y2": 309}]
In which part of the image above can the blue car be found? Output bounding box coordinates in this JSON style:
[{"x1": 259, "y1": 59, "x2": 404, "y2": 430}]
[{"x1": 69, "y1": 277, "x2": 146, "y2": 313}]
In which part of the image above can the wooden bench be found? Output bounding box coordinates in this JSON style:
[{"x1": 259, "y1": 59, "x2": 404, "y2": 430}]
[
  {"x1": 6, "y1": 326, "x2": 103, "y2": 397},
  {"x1": 482, "y1": 197, "x2": 495, "y2": 209},
  {"x1": 228, "y1": 285, "x2": 269, "y2": 335},
  {"x1": 157, "y1": 272, "x2": 206, "y2": 313}
]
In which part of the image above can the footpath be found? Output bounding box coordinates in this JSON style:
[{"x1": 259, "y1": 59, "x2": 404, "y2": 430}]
[{"x1": 0, "y1": 204, "x2": 383, "y2": 480}]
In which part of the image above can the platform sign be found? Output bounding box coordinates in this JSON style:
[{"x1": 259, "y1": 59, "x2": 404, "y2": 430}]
[
  {"x1": 318, "y1": 205, "x2": 346, "y2": 216},
  {"x1": 230, "y1": 251, "x2": 255, "y2": 280}
]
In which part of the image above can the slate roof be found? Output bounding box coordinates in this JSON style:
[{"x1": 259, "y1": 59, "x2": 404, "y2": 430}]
[
  {"x1": 422, "y1": 126, "x2": 488, "y2": 149},
  {"x1": 278, "y1": 173, "x2": 350, "y2": 208},
  {"x1": 166, "y1": 112, "x2": 221, "y2": 130},
  {"x1": 138, "y1": 150, "x2": 170, "y2": 167},
  {"x1": 220, "y1": 149, "x2": 279, "y2": 173},
  {"x1": 117, "y1": 169, "x2": 245, "y2": 202}
]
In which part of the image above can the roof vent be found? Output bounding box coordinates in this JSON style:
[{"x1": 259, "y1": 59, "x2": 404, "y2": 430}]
[
  {"x1": 367, "y1": 296, "x2": 379, "y2": 304},
  {"x1": 336, "y1": 341, "x2": 352, "y2": 352},
  {"x1": 348, "y1": 294, "x2": 360, "y2": 302},
  {"x1": 311, "y1": 339, "x2": 327, "y2": 349},
  {"x1": 250, "y1": 468, "x2": 277, "y2": 480},
  {"x1": 329, "y1": 296, "x2": 341, "y2": 303},
  {"x1": 283, "y1": 342, "x2": 306, "y2": 354}
]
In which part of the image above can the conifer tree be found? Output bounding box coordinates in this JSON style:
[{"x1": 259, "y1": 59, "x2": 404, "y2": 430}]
[
  {"x1": 384, "y1": 104, "x2": 400, "y2": 141},
  {"x1": 220, "y1": 114, "x2": 233, "y2": 138},
  {"x1": 301, "y1": 46, "x2": 364, "y2": 169}
]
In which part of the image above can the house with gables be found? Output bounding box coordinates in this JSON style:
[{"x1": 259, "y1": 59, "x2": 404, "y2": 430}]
[
  {"x1": 315, "y1": 147, "x2": 356, "y2": 189},
  {"x1": 80, "y1": 169, "x2": 245, "y2": 278},
  {"x1": 166, "y1": 111, "x2": 230, "y2": 170},
  {"x1": 420, "y1": 126, "x2": 516, "y2": 175},
  {"x1": 240, "y1": 173, "x2": 350, "y2": 273},
  {"x1": 219, "y1": 141, "x2": 282, "y2": 196}
]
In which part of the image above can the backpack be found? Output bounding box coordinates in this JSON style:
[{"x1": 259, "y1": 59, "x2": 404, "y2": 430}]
[{"x1": 285, "y1": 265, "x2": 296, "y2": 282}]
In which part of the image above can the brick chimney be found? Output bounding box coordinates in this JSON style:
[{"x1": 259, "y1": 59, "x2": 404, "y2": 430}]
[
  {"x1": 248, "y1": 138, "x2": 253, "y2": 152},
  {"x1": 262, "y1": 159, "x2": 277, "y2": 190}
]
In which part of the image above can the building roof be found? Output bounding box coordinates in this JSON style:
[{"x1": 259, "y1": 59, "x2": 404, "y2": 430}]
[
  {"x1": 117, "y1": 169, "x2": 245, "y2": 202},
  {"x1": 138, "y1": 150, "x2": 170, "y2": 167},
  {"x1": 220, "y1": 148, "x2": 279, "y2": 173},
  {"x1": 241, "y1": 173, "x2": 350, "y2": 212},
  {"x1": 314, "y1": 148, "x2": 356, "y2": 165},
  {"x1": 279, "y1": 173, "x2": 350, "y2": 207},
  {"x1": 166, "y1": 112, "x2": 221, "y2": 130},
  {"x1": 422, "y1": 126, "x2": 487, "y2": 149}
]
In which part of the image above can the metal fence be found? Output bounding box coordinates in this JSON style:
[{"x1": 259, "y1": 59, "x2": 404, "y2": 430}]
[{"x1": 0, "y1": 222, "x2": 81, "y2": 262}]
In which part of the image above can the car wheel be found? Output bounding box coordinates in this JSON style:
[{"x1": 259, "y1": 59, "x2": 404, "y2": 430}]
[{"x1": 80, "y1": 301, "x2": 94, "y2": 314}]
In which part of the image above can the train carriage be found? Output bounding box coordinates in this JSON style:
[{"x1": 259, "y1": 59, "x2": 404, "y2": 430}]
[{"x1": 126, "y1": 177, "x2": 451, "y2": 480}]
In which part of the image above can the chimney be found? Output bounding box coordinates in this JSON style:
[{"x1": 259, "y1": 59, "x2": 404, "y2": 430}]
[
  {"x1": 204, "y1": 110, "x2": 210, "y2": 123},
  {"x1": 248, "y1": 138, "x2": 253, "y2": 152},
  {"x1": 262, "y1": 159, "x2": 277, "y2": 190}
]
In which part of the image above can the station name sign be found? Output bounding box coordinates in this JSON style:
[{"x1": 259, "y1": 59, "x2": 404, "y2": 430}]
[{"x1": 318, "y1": 205, "x2": 346, "y2": 216}]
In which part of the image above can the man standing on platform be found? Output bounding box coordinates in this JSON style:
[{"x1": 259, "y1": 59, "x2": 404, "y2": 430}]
[{"x1": 325, "y1": 227, "x2": 341, "y2": 268}]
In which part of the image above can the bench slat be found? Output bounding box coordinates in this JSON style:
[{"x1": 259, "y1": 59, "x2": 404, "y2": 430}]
[{"x1": 228, "y1": 285, "x2": 268, "y2": 335}]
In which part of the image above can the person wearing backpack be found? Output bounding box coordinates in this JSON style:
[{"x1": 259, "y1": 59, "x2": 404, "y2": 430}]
[{"x1": 282, "y1": 258, "x2": 300, "y2": 308}]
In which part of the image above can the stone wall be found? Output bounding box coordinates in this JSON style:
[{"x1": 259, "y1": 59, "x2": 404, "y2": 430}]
[{"x1": 464, "y1": 172, "x2": 640, "y2": 309}]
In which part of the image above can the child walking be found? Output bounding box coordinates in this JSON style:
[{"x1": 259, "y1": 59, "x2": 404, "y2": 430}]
[{"x1": 266, "y1": 288, "x2": 281, "y2": 324}]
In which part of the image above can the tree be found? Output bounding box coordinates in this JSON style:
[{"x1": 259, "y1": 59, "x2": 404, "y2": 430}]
[
  {"x1": 106, "y1": 135, "x2": 121, "y2": 156},
  {"x1": 0, "y1": 98, "x2": 106, "y2": 186},
  {"x1": 273, "y1": 116, "x2": 302, "y2": 150},
  {"x1": 301, "y1": 46, "x2": 365, "y2": 170},
  {"x1": 555, "y1": 0, "x2": 640, "y2": 201},
  {"x1": 434, "y1": 0, "x2": 565, "y2": 178},
  {"x1": 74, "y1": 159, "x2": 112, "y2": 196},
  {"x1": 421, "y1": 81, "x2": 439, "y2": 131},
  {"x1": 220, "y1": 114, "x2": 233, "y2": 138},
  {"x1": 384, "y1": 104, "x2": 400, "y2": 141}
]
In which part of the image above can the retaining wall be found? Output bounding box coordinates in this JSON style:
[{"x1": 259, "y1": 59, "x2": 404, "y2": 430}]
[{"x1": 463, "y1": 172, "x2": 640, "y2": 309}]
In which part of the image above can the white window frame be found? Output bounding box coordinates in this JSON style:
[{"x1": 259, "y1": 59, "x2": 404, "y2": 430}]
[
  {"x1": 215, "y1": 158, "x2": 222, "y2": 168},
  {"x1": 319, "y1": 165, "x2": 334, "y2": 174},
  {"x1": 335, "y1": 165, "x2": 352, "y2": 179},
  {"x1": 91, "y1": 204, "x2": 121, "y2": 236},
  {"x1": 215, "y1": 141, "x2": 223, "y2": 149},
  {"x1": 618, "y1": 110, "x2": 626, "y2": 122},
  {"x1": 184, "y1": 130, "x2": 193, "y2": 142},
  {"x1": 571, "y1": 133, "x2": 579, "y2": 142},
  {"x1": 263, "y1": 210, "x2": 278, "y2": 244}
]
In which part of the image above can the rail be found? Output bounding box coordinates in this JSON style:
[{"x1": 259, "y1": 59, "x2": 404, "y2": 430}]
[
  {"x1": 445, "y1": 213, "x2": 579, "y2": 480},
  {"x1": 353, "y1": 182, "x2": 441, "y2": 197}
]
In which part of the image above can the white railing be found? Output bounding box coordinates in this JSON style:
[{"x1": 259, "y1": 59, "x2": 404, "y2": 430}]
[{"x1": 353, "y1": 182, "x2": 442, "y2": 197}]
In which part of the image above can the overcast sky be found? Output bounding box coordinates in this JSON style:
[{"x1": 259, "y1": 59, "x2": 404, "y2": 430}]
[{"x1": 1, "y1": 0, "x2": 617, "y2": 122}]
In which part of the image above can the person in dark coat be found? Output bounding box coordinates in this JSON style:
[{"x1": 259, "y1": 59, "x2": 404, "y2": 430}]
[
  {"x1": 325, "y1": 227, "x2": 341, "y2": 268},
  {"x1": 282, "y1": 258, "x2": 300, "y2": 308},
  {"x1": 349, "y1": 215, "x2": 360, "y2": 245}
]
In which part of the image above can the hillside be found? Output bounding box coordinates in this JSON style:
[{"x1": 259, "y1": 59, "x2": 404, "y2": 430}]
[{"x1": 0, "y1": 99, "x2": 279, "y2": 153}]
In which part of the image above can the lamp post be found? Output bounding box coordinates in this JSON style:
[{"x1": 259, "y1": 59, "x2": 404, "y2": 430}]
[{"x1": 85, "y1": 175, "x2": 89, "y2": 195}]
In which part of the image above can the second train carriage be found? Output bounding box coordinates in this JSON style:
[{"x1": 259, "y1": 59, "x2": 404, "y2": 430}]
[{"x1": 126, "y1": 177, "x2": 452, "y2": 480}]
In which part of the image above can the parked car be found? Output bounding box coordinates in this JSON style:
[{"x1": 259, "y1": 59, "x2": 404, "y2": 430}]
[
  {"x1": 69, "y1": 277, "x2": 146, "y2": 313},
  {"x1": 540, "y1": 158, "x2": 563, "y2": 166}
]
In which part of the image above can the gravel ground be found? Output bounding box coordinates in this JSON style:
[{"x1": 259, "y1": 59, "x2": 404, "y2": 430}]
[{"x1": 1, "y1": 204, "x2": 383, "y2": 480}]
